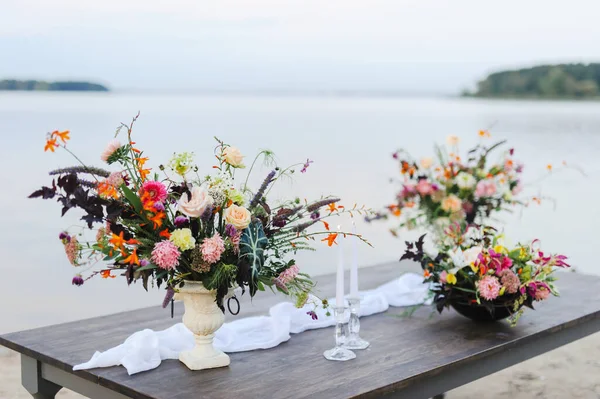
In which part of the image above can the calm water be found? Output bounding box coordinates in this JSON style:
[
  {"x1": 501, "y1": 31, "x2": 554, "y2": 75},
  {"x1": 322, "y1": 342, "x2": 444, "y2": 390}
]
[{"x1": 1, "y1": 92, "x2": 599, "y2": 333}]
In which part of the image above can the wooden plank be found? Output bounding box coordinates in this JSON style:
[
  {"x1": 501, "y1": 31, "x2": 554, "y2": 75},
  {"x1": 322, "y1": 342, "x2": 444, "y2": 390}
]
[{"x1": 2, "y1": 262, "x2": 599, "y2": 399}]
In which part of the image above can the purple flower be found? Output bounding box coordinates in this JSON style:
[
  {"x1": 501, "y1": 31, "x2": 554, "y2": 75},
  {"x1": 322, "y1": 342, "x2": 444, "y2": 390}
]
[
  {"x1": 310, "y1": 211, "x2": 320, "y2": 220},
  {"x1": 516, "y1": 163, "x2": 524, "y2": 173},
  {"x1": 154, "y1": 202, "x2": 165, "y2": 212},
  {"x1": 272, "y1": 218, "x2": 287, "y2": 228},
  {"x1": 225, "y1": 224, "x2": 238, "y2": 238},
  {"x1": 139, "y1": 259, "x2": 149, "y2": 267},
  {"x1": 307, "y1": 311, "x2": 318, "y2": 320},
  {"x1": 174, "y1": 215, "x2": 189, "y2": 228},
  {"x1": 392, "y1": 152, "x2": 399, "y2": 160},
  {"x1": 72, "y1": 275, "x2": 84, "y2": 286},
  {"x1": 162, "y1": 287, "x2": 175, "y2": 308},
  {"x1": 300, "y1": 159, "x2": 313, "y2": 173},
  {"x1": 509, "y1": 148, "x2": 515, "y2": 156},
  {"x1": 59, "y1": 232, "x2": 70, "y2": 242}
]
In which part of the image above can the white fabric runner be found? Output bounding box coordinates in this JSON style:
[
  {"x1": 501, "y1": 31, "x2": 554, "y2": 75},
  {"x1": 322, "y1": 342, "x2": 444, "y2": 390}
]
[{"x1": 73, "y1": 273, "x2": 428, "y2": 375}]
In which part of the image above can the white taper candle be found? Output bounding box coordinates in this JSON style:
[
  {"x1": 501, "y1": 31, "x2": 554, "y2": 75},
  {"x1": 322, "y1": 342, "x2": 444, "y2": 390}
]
[
  {"x1": 350, "y1": 221, "x2": 359, "y2": 298},
  {"x1": 336, "y1": 225, "x2": 344, "y2": 307}
]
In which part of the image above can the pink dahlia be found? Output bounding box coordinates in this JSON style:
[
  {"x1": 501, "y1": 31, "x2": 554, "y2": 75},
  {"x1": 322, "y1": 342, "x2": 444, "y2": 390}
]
[
  {"x1": 151, "y1": 240, "x2": 180, "y2": 270},
  {"x1": 107, "y1": 172, "x2": 124, "y2": 187},
  {"x1": 230, "y1": 232, "x2": 241, "y2": 255},
  {"x1": 141, "y1": 181, "x2": 168, "y2": 203},
  {"x1": 278, "y1": 264, "x2": 299, "y2": 284},
  {"x1": 201, "y1": 233, "x2": 225, "y2": 264},
  {"x1": 475, "y1": 179, "x2": 497, "y2": 198},
  {"x1": 535, "y1": 286, "x2": 551, "y2": 301},
  {"x1": 416, "y1": 179, "x2": 433, "y2": 196},
  {"x1": 527, "y1": 281, "x2": 551, "y2": 301},
  {"x1": 100, "y1": 139, "x2": 122, "y2": 162},
  {"x1": 499, "y1": 269, "x2": 520, "y2": 294},
  {"x1": 476, "y1": 275, "x2": 501, "y2": 301}
]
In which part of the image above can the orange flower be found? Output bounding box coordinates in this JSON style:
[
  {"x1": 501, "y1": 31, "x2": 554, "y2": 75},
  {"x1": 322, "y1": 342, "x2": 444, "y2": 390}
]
[
  {"x1": 97, "y1": 182, "x2": 119, "y2": 199},
  {"x1": 423, "y1": 269, "x2": 431, "y2": 278},
  {"x1": 52, "y1": 130, "x2": 70, "y2": 143},
  {"x1": 327, "y1": 203, "x2": 338, "y2": 213},
  {"x1": 148, "y1": 211, "x2": 166, "y2": 229},
  {"x1": 388, "y1": 205, "x2": 401, "y2": 217},
  {"x1": 101, "y1": 270, "x2": 116, "y2": 279},
  {"x1": 139, "y1": 168, "x2": 151, "y2": 181},
  {"x1": 122, "y1": 249, "x2": 140, "y2": 266},
  {"x1": 109, "y1": 232, "x2": 126, "y2": 250},
  {"x1": 322, "y1": 220, "x2": 330, "y2": 231},
  {"x1": 321, "y1": 233, "x2": 338, "y2": 247},
  {"x1": 44, "y1": 137, "x2": 59, "y2": 152},
  {"x1": 546, "y1": 164, "x2": 552, "y2": 171},
  {"x1": 478, "y1": 129, "x2": 491, "y2": 138},
  {"x1": 142, "y1": 199, "x2": 157, "y2": 212},
  {"x1": 126, "y1": 238, "x2": 140, "y2": 245},
  {"x1": 136, "y1": 157, "x2": 149, "y2": 167},
  {"x1": 159, "y1": 229, "x2": 171, "y2": 239}
]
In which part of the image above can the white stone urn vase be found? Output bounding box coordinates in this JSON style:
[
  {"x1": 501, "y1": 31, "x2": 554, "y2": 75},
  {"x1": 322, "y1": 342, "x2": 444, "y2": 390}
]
[{"x1": 178, "y1": 281, "x2": 230, "y2": 370}]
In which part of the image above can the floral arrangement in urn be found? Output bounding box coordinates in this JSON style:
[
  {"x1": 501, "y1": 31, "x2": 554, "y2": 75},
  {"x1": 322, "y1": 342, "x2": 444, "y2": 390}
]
[
  {"x1": 371, "y1": 131, "x2": 559, "y2": 238},
  {"x1": 31, "y1": 115, "x2": 372, "y2": 369},
  {"x1": 401, "y1": 223, "x2": 570, "y2": 325}
]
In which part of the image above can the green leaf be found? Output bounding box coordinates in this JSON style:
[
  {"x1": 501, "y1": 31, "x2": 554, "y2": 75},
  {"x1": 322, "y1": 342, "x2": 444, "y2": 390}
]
[
  {"x1": 136, "y1": 263, "x2": 159, "y2": 272},
  {"x1": 121, "y1": 184, "x2": 142, "y2": 213},
  {"x1": 239, "y1": 220, "x2": 268, "y2": 296}
]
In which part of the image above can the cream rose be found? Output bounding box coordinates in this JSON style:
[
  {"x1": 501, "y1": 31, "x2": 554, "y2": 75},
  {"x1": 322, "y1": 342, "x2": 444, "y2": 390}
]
[
  {"x1": 225, "y1": 204, "x2": 251, "y2": 230},
  {"x1": 420, "y1": 157, "x2": 434, "y2": 169},
  {"x1": 178, "y1": 185, "x2": 213, "y2": 218},
  {"x1": 441, "y1": 194, "x2": 462, "y2": 213},
  {"x1": 223, "y1": 146, "x2": 245, "y2": 168},
  {"x1": 446, "y1": 135, "x2": 460, "y2": 146}
]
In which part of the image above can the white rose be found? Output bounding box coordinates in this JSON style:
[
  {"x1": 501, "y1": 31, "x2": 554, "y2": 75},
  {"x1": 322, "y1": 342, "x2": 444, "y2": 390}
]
[
  {"x1": 223, "y1": 147, "x2": 245, "y2": 168},
  {"x1": 448, "y1": 248, "x2": 467, "y2": 268},
  {"x1": 455, "y1": 172, "x2": 476, "y2": 190},
  {"x1": 178, "y1": 185, "x2": 214, "y2": 218},
  {"x1": 420, "y1": 157, "x2": 434, "y2": 169},
  {"x1": 463, "y1": 246, "x2": 482, "y2": 265}
]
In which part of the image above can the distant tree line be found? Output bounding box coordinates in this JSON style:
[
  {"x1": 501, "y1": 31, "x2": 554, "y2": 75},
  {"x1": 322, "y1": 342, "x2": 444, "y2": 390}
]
[
  {"x1": 465, "y1": 63, "x2": 600, "y2": 98},
  {"x1": 0, "y1": 80, "x2": 109, "y2": 92}
]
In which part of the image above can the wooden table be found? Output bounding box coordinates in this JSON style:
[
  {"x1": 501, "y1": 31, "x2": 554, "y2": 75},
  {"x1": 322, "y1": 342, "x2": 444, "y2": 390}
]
[{"x1": 2, "y1": 261, "x2": 600, "y2": 399}]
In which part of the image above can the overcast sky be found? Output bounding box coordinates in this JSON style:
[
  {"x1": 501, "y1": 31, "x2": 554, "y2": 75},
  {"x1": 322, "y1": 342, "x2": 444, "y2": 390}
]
[{"x1": 1, "y1": 0, "x2": 598, "y2": 93}]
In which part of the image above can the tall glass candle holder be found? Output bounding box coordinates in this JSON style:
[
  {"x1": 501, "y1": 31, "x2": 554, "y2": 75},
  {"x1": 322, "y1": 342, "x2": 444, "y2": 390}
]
[
  {"x1": 343, "y1": 297, "x2": 370, "y2": 350},
  {"x1": 323, "y1": 306, "x2": 356, "y2": 361}
]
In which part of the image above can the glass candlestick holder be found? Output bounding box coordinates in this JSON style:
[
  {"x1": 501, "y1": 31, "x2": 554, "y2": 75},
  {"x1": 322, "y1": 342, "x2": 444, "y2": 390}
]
[
  {"x1": 343, "y1": 297, "x2": 370, "y2": 350},
  {"x1": 323, "y1": 306, "x2": 356, "y2": 361}
]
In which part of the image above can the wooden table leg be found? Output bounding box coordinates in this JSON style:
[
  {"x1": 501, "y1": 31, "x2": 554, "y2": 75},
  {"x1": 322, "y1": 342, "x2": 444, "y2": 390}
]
[{"x1": 21, "y1": 355, "x2": 62, "y2": 399}]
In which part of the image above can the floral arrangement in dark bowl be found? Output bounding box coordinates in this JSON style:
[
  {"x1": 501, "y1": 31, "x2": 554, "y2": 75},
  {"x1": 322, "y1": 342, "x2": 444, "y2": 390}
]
[
  {"x1": 369, "y1": 130, "x2": 572, "y2": 240},
  {"x1": 401, "y1": 223, "x2": 570, "y2": 326},
  {"x1": 30, "y1": 114, "x2": 373, "y2": 370}
]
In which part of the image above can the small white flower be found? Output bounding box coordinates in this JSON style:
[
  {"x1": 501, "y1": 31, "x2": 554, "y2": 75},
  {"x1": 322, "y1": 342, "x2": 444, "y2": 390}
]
[{"x1": 455, "y1": 172, "x2": 476, "y2": 190}]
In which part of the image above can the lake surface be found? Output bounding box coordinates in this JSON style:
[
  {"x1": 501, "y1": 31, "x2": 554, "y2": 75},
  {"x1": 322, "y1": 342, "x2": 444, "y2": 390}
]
[{"x1": 1, "y1": 92, "x2": 599, "y2": 333}]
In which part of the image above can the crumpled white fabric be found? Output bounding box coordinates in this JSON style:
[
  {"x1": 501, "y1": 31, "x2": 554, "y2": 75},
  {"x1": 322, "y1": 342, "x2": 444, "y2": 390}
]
[{"x1": 73, "y1": 272, "x2": 428, "y2": 375}]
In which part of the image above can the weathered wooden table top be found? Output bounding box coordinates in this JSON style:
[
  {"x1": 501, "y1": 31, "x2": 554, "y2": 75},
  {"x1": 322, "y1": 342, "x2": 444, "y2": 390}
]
[{"x1": 2, "y1": 261, "x2": 600, "y2": 399}]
